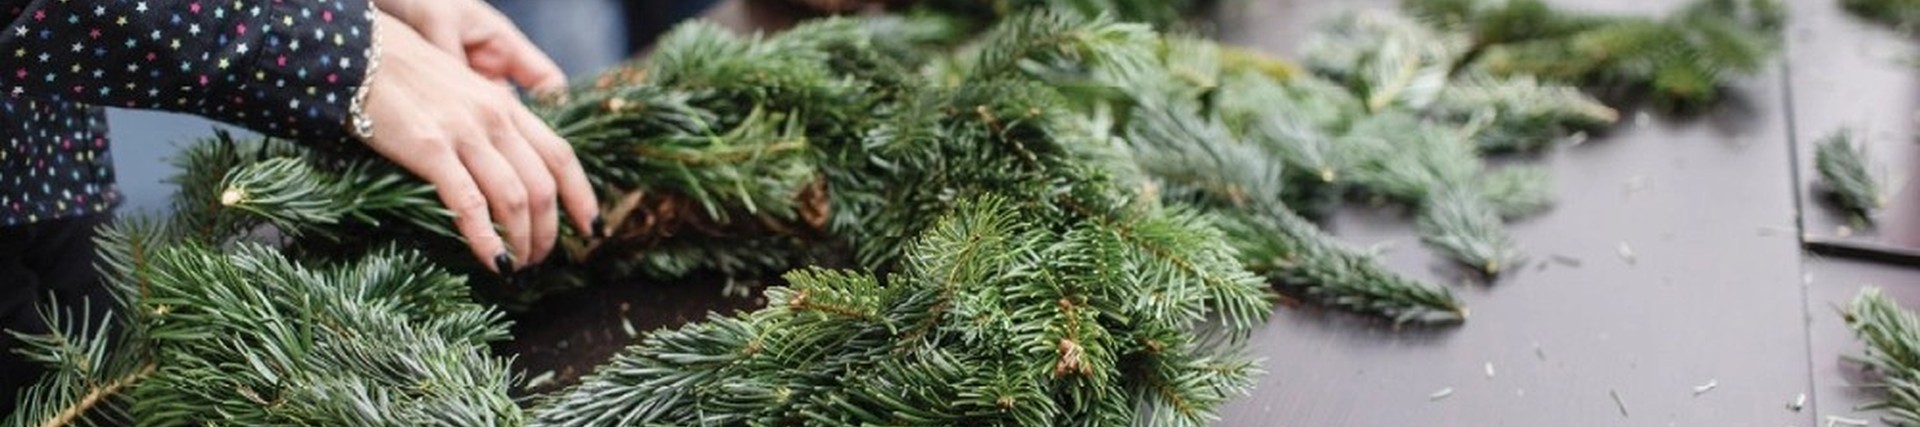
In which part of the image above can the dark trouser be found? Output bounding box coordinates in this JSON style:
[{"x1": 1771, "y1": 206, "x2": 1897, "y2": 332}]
[{"x1": 0, "y1": 214, "x2": 112, "y2": 417}]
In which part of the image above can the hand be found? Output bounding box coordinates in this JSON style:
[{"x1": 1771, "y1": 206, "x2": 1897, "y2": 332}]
[
  {"x1": 374, "y1": 0, "x2": 567, "y2": 93},
  {"x1": 362, "y1": 11, "x2": 598, "y2": 273}
]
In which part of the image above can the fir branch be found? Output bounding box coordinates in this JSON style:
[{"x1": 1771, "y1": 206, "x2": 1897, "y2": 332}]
[
  {"x1": 3, "y1": 297, "x2": 147, "y2": 427},
  {"x1": 32, "y1": 362, "x2": 153, "y2": 427},
  {"x1": 1844, "y1": 0, "x2": 1920, "y2": 31},
  {"x1": 1219, "y1": 206, "x2": 1468, "y2": 324},
  {"x1": 1047, "y1": 30, "x2": 1472, "y2": 321},
  {"x1": 1844, "y1": 288, "x2": 1920, "y2": 426},
  {"x1": 1417, "y1": 188, "x2": 1520, "y2": 275},
  {"x1": 1408, "y1": 0, "x2": 1784, "y2": 109},
  {"x1": 166, "y1": 133, "x2": 454, "y2": 243},
  {"x1": 1213, "y1": 72, "x2": 1364, "y2": 217},
  {"x1": 121, "y1": 243, "x2": 520, "y2": 426},
  {"x1": 1118, "y1": 100, "x2": 1463, "y2": 323},
  {"x1": 1306, "y1": 10, "x2": 1470, "y2": 112},
  {"x1": 1128, "y1": 339, "x2": 1263, "y2": 427},
  {"x1": 1342, "y1": 113, "x2": 1484, "y2": 203},
  {"x1": 1815, "y1": 130, "x2": 1885, "y2": 220},
  {"x1": 1344, "y1": 113, "x2": 1519, "y2": 275},
  {"x1": 1216, "y1": 71, "x2": 1358, "y2": 187},
  {"x1": 10, "y1": 211, "x2": 524, "y2": 426},
  {"x1": 1432, "y1": 73, "x2": 1617, "y2": 153},
  {"x1": 916, "y1": 0, "x2": 1212, "y2": 30},
  {"x1": 1478, "y1": 165, "x2": 1556, "y2": 219},
  {"x1": 535, "y1": 196, "x2": 1268, "y2": 425}
]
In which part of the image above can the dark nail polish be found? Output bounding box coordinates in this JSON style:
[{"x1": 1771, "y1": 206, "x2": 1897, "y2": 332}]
[
  {"x1": 592, "y1": 215, "x2": 607, "y2": 239},
  {"x1": 494, "y1": 252, "x2": 516, "y2": 274}
]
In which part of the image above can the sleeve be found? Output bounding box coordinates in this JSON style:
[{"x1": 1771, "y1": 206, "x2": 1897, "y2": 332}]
[{"x1": 0, "y1": 0, "x2": 374, "y2": 142}]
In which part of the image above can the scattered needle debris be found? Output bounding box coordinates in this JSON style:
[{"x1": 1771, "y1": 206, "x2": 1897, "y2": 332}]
[
  {"x1": 526, "y1": 370, "x2": 557, "y2": 390},
  {"x1": 1827, "y1": 415, "x2": 1869, "y2": 427},
  {"x1": 1566, "y1": 131, "x2": 1589, "y2": 146},
  {"x1": 1609, "y1": 389, "x2": 1629, "y2": 418},
  {"x1": 1549, "y1": 254, "x2": 1582, "y2": 268},
  {"x1": 1617, "y1": 242, "x2": 1637, "y2": 265},
  {"x1": 722, "y1": 278, "x2": 754, "y2": 298},
  {"x1": 1691, "y1": 379, "x2": 1717, "y2": 397},
  {"x1": 1430, "y1": 387, "x2": 1455, "y2": 401}
]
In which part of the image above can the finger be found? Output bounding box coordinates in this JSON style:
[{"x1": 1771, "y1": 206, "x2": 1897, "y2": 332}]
[
  {"x1": 428, "y1": 25, "x2": 467, "y2": 63},
  {"x1": 458, "y1": 133, "x2": 533, "y2": 270},
  {"x1": 510, "y1": 106, "x2": 598, "y2": 239},
  {"x1": 467, "y1": 27, "x2": 567, "y2": 93},
  {"x1": 489, "y1": 110, "x2": 561, "y2": 264},
  {"x1": 414, "y1": 148, "x2": 512, "y2": 273},
  {"x1": 358, "y1": 74, "x2": 511, "y2": 273},
  {"x1": 503, "y1": 34, "x2": 567, "y2": 93}
]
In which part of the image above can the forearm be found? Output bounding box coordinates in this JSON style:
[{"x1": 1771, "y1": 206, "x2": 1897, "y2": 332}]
[{"x1": 0, "y1": 0, "x2": 375, "y2": 141}]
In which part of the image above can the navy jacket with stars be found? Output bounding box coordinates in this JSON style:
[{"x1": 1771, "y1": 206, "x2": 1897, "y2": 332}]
[{"x1": 0, "y1": 0, "x2": 372, "y2": 226}]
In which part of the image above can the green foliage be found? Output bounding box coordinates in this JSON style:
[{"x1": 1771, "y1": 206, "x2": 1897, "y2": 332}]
[
  {"x1": 532, "y1": 197, "x2": 1269, "y2": 426},
  {"x1": 11, "y1": 1, "x2": 1785, "y2": 422},
  {"x1": 1342, "y1": 112, "x2": 1523, "y2": 274},
  {"x1": 1288, "y1": 7, "x2": 1622, "y2": 273},
  {"x1": 2, "y1": 295, "x2": 144, "y2": 427},
  {"x1": 1117, "y1": 88, "x2": 1467, "y2": 323},
  {"x1": 5, "y1": 220, "x2": 520, "y2": 427},
  {"x1": 1306, "y1": 11, "x2": 1472, "y2": 113},
  {"x1": 1478, "y1": 165, "x2": 1556, "y2": 219},
  {"x1": 1434, "y1": 73, "x2": 1618, "y2": 153},
  {"x1": 1219, "y1": 206, "x2": 1467, "y2": 324},
  {"x1": 1416, "y1": 189, "x2": 1518, "y2": 275},
  {"x1": 1844, "y1": 288, "x2": 1920, "y2": 425},
  {"x1": 917, "y1": 0, "x2": 1212, "y2": 30},
  {"x1": 127, "y1": 244, "x2": 519, "y2": 426},
  {"x1": 1406, "y1": 0, "x2": 1785, "y2": 109},
  {"x1": 167, "y1": 132, "x2": 452, "y2": 243},
  {"x1": 1815, "y1": 130, "x2": 1885, "y2": 220},
  {"x1": 12, "y1": 12, "x2": 1282, "y2": 425},
  {"x1": 1844, "y1": 0, "x2": 1920, "y2": 31}
]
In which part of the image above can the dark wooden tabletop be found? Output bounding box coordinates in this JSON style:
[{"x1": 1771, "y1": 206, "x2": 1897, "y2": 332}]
[{"x1": 1209, "y1": 0, "x2": 1913, "y2": 425}]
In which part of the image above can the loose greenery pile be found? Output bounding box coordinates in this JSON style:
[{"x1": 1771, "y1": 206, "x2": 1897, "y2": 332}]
[{"x1": 1407, "y1": 0, "x2": 1784, "y2": 110}]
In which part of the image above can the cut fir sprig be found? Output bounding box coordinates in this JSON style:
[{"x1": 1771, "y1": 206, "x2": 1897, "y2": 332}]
[
  {"x1": 1844, "y1": 288, "x2": 1920, "y2": 425},
  {"x1": 1815, "y1": 130, "x2": 1886, "y2": 221}
]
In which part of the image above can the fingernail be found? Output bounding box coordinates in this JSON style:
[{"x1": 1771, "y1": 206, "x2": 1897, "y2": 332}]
[
  {"x1": 494, "y1": 252, "x2": 516, "y2": 274},
  {"x1": 591, "y1": 215, "x2": 607, "y2": 239}
]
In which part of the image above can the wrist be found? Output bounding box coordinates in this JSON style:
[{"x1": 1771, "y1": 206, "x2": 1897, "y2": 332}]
[
  {"x1": 370, "y1": 0, "x2": 433, "y2": 30},
  {"x1": 350, "y1": 9, "x2": 387, "y2": 143}
]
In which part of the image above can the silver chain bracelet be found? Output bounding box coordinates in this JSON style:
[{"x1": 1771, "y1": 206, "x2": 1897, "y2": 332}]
[{"x1": 348, "y1": 4, "x2": 382, "y2": 142}]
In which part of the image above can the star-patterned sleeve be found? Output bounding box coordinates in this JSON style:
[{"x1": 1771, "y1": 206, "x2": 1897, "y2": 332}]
[{"x1": 0, "y1": 0, "x2": 373, "y2": 142}]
